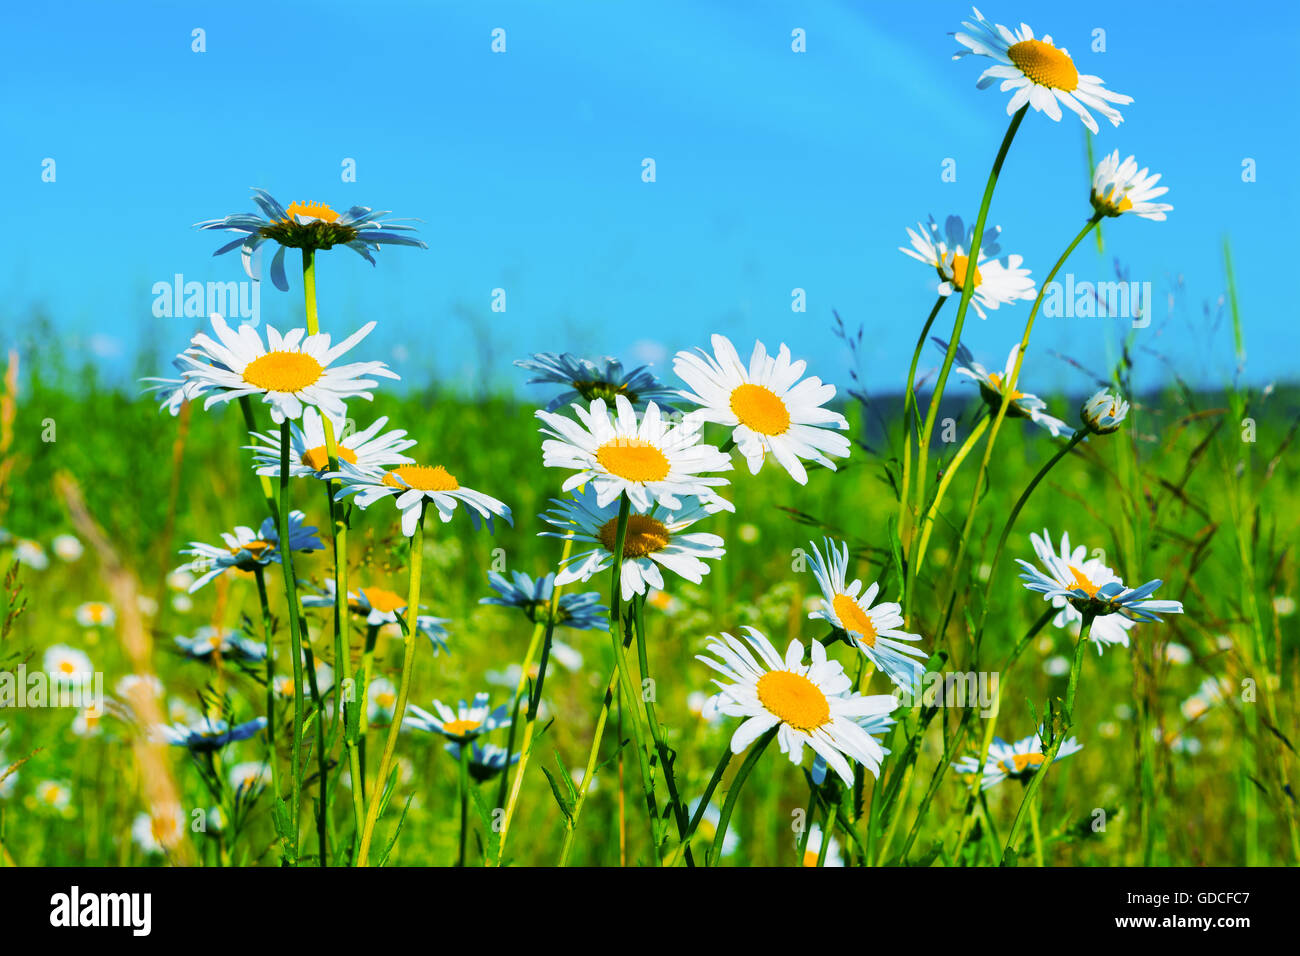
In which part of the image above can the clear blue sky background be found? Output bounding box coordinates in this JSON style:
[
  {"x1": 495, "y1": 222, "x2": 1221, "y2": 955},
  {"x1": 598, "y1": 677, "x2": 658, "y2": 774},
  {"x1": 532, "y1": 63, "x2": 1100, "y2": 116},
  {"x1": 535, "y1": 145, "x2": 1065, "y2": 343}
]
[{"x1": 3, "y1": 0, "x2": 1296, "y2": 402}]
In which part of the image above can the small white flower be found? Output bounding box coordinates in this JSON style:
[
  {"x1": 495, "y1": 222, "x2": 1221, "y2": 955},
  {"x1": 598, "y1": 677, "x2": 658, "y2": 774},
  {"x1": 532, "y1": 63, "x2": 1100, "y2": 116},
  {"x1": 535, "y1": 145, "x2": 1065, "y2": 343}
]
[
  {"x1": 248, "y1": 405, "x2": 416, "y2": 478},
  {"x1": 331, "y1": 460, "x2": 511, "y2": 538},
  {"x1": 74, "y1": 602, "x2": 115, "y2": 629},
  {"x1": 953, "y1": 729, "x2": 1083, "y2": 790},
  {"x1": 1091, "y1": 151, "x2": 1172, "y2": 221},
  {"x1": 133, "y1": 804, "x2": 185, "y2": 855},
  {"x1": 44, "y1": 645, "x2": 94, "y2": 689},
  {"x1": 1080, "y1": 388, "x2": 1130, "y2": 434},
  {"x1": 52, "y1": 534, "x2": 84, "y2": 562},
  {"x1": 900, "y1": 215, "x2": 1035, "y2": 319}
]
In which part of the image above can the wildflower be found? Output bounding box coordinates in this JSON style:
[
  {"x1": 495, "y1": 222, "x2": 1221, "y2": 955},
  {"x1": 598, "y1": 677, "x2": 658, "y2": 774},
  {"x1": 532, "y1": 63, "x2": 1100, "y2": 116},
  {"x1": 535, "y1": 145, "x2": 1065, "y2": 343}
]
[
  {"x1": 536, "y1": 395, "x2": 732, "y2": 512},
  {"x1": 74, "y1": 602, "x2": 115, "y2": 628},
  {"x1": 405, "y1": 692, "x2": 510, "y2": 743},
  {"x1": 806, "y1": 538, "x2": 927, "y2": 693},
  {"x1": 368, "y1": 677, "x2": 399, "y2": 723},
  {"x1": 174, "y1": 627, "x2": 267, "y2": 662},
  {"x1": 810, "y1": 710, "x2": 896, "y2": 785},
  {"x1": 673, "y1": 334, "x2": 850, "y2": 484},
  {"x1": 540, "y1": 487, "x2": 725, "y2": 601},
  {"x1": 331, "y1": 460, "x2": 512, "y2": 537},
  {"x1": 44, "y1": 645, "x2": 94, "y2": 689},
  {"x1": 1080, "y1": 388, "x2": 1130, "y2": 435},
  {"x1": 1017, "y1": 530, "x2": 1184, "y2": 634},
  {"x1": 1090, "y1": 151, "x2": 1172, "y2": 221},
  {"x1": 952, "y1": 6, "x2": 1132, "y2": 133},
  {"x1": 195, "y1": 189, "x2": 426, "y2": 291},
  {"x1": 177, "y1": 313, "x2": 398, "y2": 424},
  {"x1": 71, "y1": 706, "x2": 105, "y2": 738},
  {"x1": 935, "y1": 338, "x2": 1069, "y2": 437},
  {"x1": 696, "y1": 627, "x2": 899, "y2": 786},
  {"x1": 176, "y1": 510, "x2": 323, "y2": 592},
  {"x1": 14, "y1": 538, "x2": 48, "y2": 570},
  {"x1": 229, "y1": 762, "x2": 271, "y2": 798},
  {"x1": 248, "y1": 406, "x2": 416, "y2": 479},
  {"x1": 900, "y1": 216, "x2": 1035, "y2": 319},
  {"x1": 51, "y1": 534, "x2": 83, "y2": 562},
  {"x1": 516, "y1": 352, "x2": 680, "y2": 412},
  {"x1": 687, "y1": 799, "x2": 740, "y2": 858},
  {"x1": 442, "y1": 741, "x2": 519, "y2": 782},
  {"x1": 133, "y1": 804, "x2": 185, "y2": 855},
  {"x1": 157, "y1": 716, "x2": 268, "y2": 751},
  {"x1": 954, "y1": 729, "x2": 1083, "y2": 790},
  {"x1": 480, "y1": 569, "x2": 608, "y2": 631},
  {"x1": 33, "y1": 780, "x2": 72, "y2": 814}
]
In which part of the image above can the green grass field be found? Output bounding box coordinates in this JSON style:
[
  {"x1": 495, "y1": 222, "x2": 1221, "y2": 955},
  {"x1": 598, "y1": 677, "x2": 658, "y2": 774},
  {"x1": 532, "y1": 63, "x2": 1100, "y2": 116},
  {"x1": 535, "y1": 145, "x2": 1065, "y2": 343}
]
[{"x1": 1, "y1": 314, "x2": 1296, "y2": 867}]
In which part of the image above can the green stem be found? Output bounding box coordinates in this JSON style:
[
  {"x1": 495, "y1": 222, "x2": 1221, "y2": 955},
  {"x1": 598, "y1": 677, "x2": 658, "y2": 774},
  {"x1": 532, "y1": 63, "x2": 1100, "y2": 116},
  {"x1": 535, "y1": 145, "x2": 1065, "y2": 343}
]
[
  {"x1": 356, "y1": 505, "x2": 426, "y2": 866},
  {"x1": 557, "y1": 663, "x2": 622, "y2": 866},
  {"x1": 253, "y1": 566, "x2": 281, "y2": 802},
  {"x1": 709, "y1": 727, "x2": 777, "y2": 867},
  {"x1": 898, "y1": 295, "x2": 948, "y2": 548},
  {"x1": 238, "y1": 395, "x2": 279, "y2": 523},
  {"x1": 1001, "y1": 612, "x2": 1094, "y2": 864},
  {"x1": 457, "y1": 740, "x2": 470, "y2": 867},
  {"x1": 912, "y1": 412, "x2": 991, "y2": 572},
  {"x1": 907, "y1": 105, "x2": 1027, "y2": 622},
  {"x1": 276, "y1": 418, "x2": 307, "y2": 865}
]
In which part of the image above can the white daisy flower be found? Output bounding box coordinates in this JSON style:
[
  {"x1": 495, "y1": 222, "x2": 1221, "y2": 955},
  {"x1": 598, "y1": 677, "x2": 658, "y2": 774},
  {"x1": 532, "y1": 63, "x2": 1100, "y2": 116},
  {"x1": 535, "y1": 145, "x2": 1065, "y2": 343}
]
[
  {"x1": 157, "y1": 716, "x2": 268, "y2": 751},
  {"x1": 1018, "y1": 531, "x2": 1134, "y2": 653},
  {"x1": 174, "y1": 626, "x2": 267, "y2": 662},
  {"x1": 936, "y1": 338, "x2": 1070, "y2": 437},
  {"x1": 516, "y1": 352, "x2": 681, "y2": 413},
  {"x1": 176, "y1": 510, "x2": 323, "y2": 592},
  {"x1": 954, "y1": 729, "x2": 1083, "y2": 790},
  {"x1": 271, "y1": 659, "x2": 334, "y2": 700},
  {"x1": 536, "y1": 395, "x2": 732, "y2": 512},
  {"x1": 229, "y1": 761, "x2": 271, "y2": 798},
  {"x1": 34, "y1": 780, "x2": 72, "y2": 812},
  {"x1": 900, "y1": 215, "x2": 1035, "y2": 319},
  {"x1": 806, "y1": 538, "x2": 927, "y2": 693},
  {"x1": 248, "y1": 406, "x2": 416, "y2": 478},
  {"x1": 539, "y1": 487, "x2": 725, "y2": 602},
  {"x1": 405, "y1": 692, "x2": 511, "y2": 743},
  {"x1": 952, "y1": 6, "x2": 1132, "y2": 134},
  {"x1": 801, "y1": 823, "x2": 844, "y2": 867},
  {"x1": 1080, "y1": 388, "x2": 1130, "y2": 435},
  {"x1": 178, "y1": 312, "x2": 398, "y2": 424},
  {"x1": 51, "y1": 534, "x2": 84, "y2": 562},
  {"x1": 672, "y1": 334, "x2": 850, "y2": 484},
  {"x1": 44, "y1": 645, "x2": 95, "y2": 689},
  {"x1": 442, "y1": 741, "x2": 520, "y2": 783},
  {"x1": 74, "y1": 602, "x2": 115, "y2": 628},
  {"x1": 132, "y1": 804, "x2": 186, "y2": 855},
  {"x1": 1017, "y1": 529, "x2": 1185, "y2": 631},
  {"x1": 331, "y1": 459, "x2": 512, "y2": 538},
  {"x1": 300, "y1": 579, "x2": 452, "y2": 652},
  {"x1": 1091, "y1": 151, "x2": 1172, "y2": 221},
  {"x1": 811, "y1": 709, "x2": 896, "y2": 785},
  {"x1": 367, "y1": 677, "x2": 399, "y2": 724},
  {"x1": 13, "y1": 539, "x2": 48, "y2": 570},
  {"x1": 71, "y1": 706, "x2": 106, "y2": 738},
  {"x1": 696, "y1": 627, "x2": 899, "y2": 787},
  {"x1": 115, "y1": 674, "x2": 165, "y2": 701}
]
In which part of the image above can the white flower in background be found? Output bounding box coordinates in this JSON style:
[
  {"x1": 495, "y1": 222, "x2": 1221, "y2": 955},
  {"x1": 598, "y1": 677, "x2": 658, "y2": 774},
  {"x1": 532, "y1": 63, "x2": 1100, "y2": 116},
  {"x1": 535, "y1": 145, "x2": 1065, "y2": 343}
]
[
  {"x1": 1091, "y1": 151, "x2": 1172, "y2": 221},
  {"x1": 178, "y1": 312, "x2": 398, "y2": 423},
  {"x1": 14, "y1": 539, "x2": 48, "y2": 570},
  {"x1": 516, "y1": 352, "x2": 681, "y2": 412},
  {"x1": 176, "y1": 510, "x2": 323, "y2": 592},
  {"x1": 952, "y1": 6, "x2": 1132, "y2": 133},
  {"x1": 74, "y1": 602, "x2": 115, "y2": 628},
  {"x1": 801, "y1": 823, "x2": 844, "y2": 867},
  {"x1": 937, "y1": 338, "x2": 1069, "y2": 437},
  {"x1": 44, "y1": 645, "x2": 94, "y2": 689},
  {"x1": 133, "y1": 803, "x2": 185, "y2": 855},
  {"x1": 33, "y1": 780, "x2": 73, "y2": 813},
  {"x1": 52, "y1": 534, "x2": 84, "y2": 562},
  {"x1": 331, "y1": 460, "x2": 512, "y2": 537},
  {"x1": 229, "y1": 762, "x2": 271, "y2": 798},
  {"x1": 536, "y1": 395, "x2": 732, "y2": 512},
  {"x1": 696, "y1": 628, "x2": 898, "y2": 787},
  {"x1": 954, "y1": 730, "x2": 1083, "y2": 790},
  {"x1": 248, "y1": 406, "x2": 416, "y2": 479},
  {"x1": 405, "y1": 692, "x2": 510, "y2": 743},
  {"x1": 673, "y1": 334, "x2": 850, "y2": 484}
]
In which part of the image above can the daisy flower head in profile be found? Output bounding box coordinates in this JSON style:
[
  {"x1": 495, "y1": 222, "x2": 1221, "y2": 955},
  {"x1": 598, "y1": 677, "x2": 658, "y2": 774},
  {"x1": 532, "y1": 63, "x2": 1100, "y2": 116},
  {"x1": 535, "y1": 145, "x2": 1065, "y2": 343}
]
[
  {"x1": 1080, "y1": 388, "x2": 1130, "y2": 435},
  {"x1": 140, "y1": 354, "x2": 211, "y2": 417},
  {"x1": 536, "y1": 394, "x2": 732, "y2": 512},
  {"x1": 330, "y1": 458, "x2": 512, "y2": 538},
  {"x1": 696, "y1": 627, "x2": 899, "y2": 787},
  {"x1": 480, "y1": 569, "x2": 609, "y2": 632},
  {"x1": 133, "y1": 803, "x2": 186, "y2": 855},
  {"x1": 405, "y1": 692, "x2": 510, "y2": 744},
  {"x1": 176, "y1": 510, "x2": 322, "y2": 592},
  {"x1": 1017, "y1": 529, "x2": 1185, "y2": 632},
  {"x1": 174, "y1": 626, "x2": 267, "y2": 662},
  {"x1": 935, "y1": 338, "x2": 1070, "y2": 437},
  {"x1": 952, "y1": 7, "x2": 1132, "y2": 133},
  {"x1": 248, "y1": 406, "x2": 417, "y2": 479},
  {"x1": 516, "y1": 352, "x2": 681, "y2": 413},
  {"x1": 954, "y1": 729, "x2": 1083, "y2": 791},
  {"x1": 178, "y1": 312, "x2": 398, "y2": 424},
  {"x1": 44, "y1": 645, "x2": 94, "y2": 689},
  {"x1": 900, "y1": 215, "x2": 1035, "y2": 319},
  {"x1": 299, "y1": 579, "x2": 451, "y2": 652},
  {"x1": 540, "y1": 486, "x2": 726, "y2": 602},
  {"x1": 806, "y1": 538, "x2": 927, "y2": 693},
  {"x1": 195, "y1": 188, "x2": 426, "y2": 291},
  {"x1": 1091, "y1": 151, "x2": 1172, "y2": 222},
  {"x1": 158, "y1": 716, "x2": 268, "y2": 752},
  {"x1": 74, "y1": 602, "x2": 115, "y2": 629},
  {"x1": 1017, "y1": 531, "x2": 1136, "y2": 653},
  {"x1": 672, "y1": 334, "x2": 850, "y2": 485},
  {"x1": 442, "y1": 741, "x2": 519, "y2": 783}
]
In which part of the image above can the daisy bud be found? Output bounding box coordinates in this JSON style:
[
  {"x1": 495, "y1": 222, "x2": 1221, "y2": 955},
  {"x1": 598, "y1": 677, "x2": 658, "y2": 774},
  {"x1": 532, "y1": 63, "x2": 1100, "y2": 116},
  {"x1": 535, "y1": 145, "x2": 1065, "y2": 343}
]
[{"x1": 1080, "y1": 388, "x2": 1129, "y2": 435}]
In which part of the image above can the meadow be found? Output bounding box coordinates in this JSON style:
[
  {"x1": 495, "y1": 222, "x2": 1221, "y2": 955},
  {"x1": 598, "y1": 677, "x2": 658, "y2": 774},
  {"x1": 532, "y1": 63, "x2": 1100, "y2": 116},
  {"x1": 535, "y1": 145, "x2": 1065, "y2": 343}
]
[{"x1": 1, "y1": 5, "x2": 1298, "y2": 870}]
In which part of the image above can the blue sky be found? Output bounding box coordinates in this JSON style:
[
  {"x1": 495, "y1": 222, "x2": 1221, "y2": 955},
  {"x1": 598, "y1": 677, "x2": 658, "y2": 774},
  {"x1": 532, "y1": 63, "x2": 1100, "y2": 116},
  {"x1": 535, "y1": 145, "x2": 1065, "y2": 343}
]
[{"x1": 4, "y1": 0, "x2": 1296, "y2": 402}]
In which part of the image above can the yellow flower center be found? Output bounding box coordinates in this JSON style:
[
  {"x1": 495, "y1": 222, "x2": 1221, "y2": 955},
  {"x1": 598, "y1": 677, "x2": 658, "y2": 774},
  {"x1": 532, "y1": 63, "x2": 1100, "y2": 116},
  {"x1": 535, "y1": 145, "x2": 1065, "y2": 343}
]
[
  {"x1": 944, "y1": 253, "x2": 983, "y2": 291},
  {"x1": 594, "y1": 438, "x2": 671, "y2": 483},
  {"x1": 374, "y1": 692, "x2": 396, "y2": 709},
  {"x1": 832, "y1": 594, "x2": 877, "y2": 647},
  {"x1": 152, "y1": 815, "x2": 177, "y2": 841},
  {"x1": 597, "y1": 514, "x2": 671, "y2": 559},
  {"x1": 86, "y1": 603, "x2": 108, "y2": 623},
  {"x1": 230, "y1": 539, "x2": 275, "y2": 560},
  {"x1": 356, "y1": 586, "x2": 406, "y2": 614},
  {"x1": 284, "y1": 201, "x2": 340, "y2": 223},
  {"x1": 300, "y1": 444, "x2": 358, "y2": 471},
  {"x1": 1067, "y1": 565, "x2": 1101, "y2": 598},
  {"x1": 985, "y1": 372, "x2": 1024, "y2": 401},
  {"x1": 998, "y1": 752, "x2": 1047, "y2": 774},
  {"x1": 43, "y1": 786, "x2": 63, "y2": 805},
  {"x1": 729, "y1": 383, "x2": 791, "y2": 436},
  {"x1": 802, "y1": 849, "x2": 820, "y2": 867},
  {"x1": 58, "y1": 660, "x2": 76, "y2": 674},
  {"x1": 382, "y1": 464, "x2": 460, "y2": 492},
  {"x1": 755, "y1": 670, "x2": 830, "y2": 733},
  {"x1": 1093, "y1": 186, "x2": 1135, "y2": 216},
  {"x1": 1007, "y1": 39, "x2": 1079, "y2": 91},
  {"x1": 442, "y1": 719, "x2": 481, "y2": 737},
  {"x1": 242, "y1": 351, "x2": 325, "y2": 393}
]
